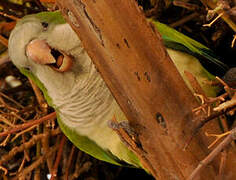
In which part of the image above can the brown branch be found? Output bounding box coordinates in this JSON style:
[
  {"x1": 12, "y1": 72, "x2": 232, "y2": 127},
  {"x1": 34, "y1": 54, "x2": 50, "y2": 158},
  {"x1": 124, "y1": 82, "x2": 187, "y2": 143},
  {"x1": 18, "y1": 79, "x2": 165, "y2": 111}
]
[
  {"x1": 16, "y1": 144, "x2": 59, "y2": 179},
  {"x1": 185, "y1": 103, "x2": 236, "y2": 150},
  {"x1": 65, "y1": 145, "x2": 76, "y2": 180},
  {"x1": 199, "y1": 0, "x2": 236, "y2": 33},
  {"x1": 0, "y1": 35, "x2": 8, "y2": 47},
  {"x1": 0, "y1": 112, "x2": 57, "y2": 137},
  {"x1": 55, "y1": 0, "x2": 232, "y2": 179},
  {"x1": 50, "y1": 135, "x2": 67, "y2": 180},
  {"x1": 0, "y1": 129, "x2": 61, "y2": 165},
  {"x1": 28, "y1": 78, "x2": 48, "y2": 111},
  {"x1": 188, "y1": 127, "x2": 236, "y2": 180}
]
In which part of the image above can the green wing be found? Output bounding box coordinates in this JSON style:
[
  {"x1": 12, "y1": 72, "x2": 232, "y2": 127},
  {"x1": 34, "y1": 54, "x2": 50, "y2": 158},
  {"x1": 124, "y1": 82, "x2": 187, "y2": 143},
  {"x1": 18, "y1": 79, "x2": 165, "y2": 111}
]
[
  {"x1": 151, "y1": 20, "x2": 228, "y2": 73},
  {"x1": 58, "y1": 116, "x2": 141, "y2": 167},
  {"x1": 20, "y1": 68, "x2": 140, "y2": 167}
]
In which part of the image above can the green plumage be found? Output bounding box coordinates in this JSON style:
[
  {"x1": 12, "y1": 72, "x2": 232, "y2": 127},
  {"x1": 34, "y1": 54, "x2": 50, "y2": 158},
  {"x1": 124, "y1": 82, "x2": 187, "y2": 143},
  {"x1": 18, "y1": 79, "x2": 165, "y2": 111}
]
[{"x1": 9, "y1": 11, "x2": 226, "y2": 168}]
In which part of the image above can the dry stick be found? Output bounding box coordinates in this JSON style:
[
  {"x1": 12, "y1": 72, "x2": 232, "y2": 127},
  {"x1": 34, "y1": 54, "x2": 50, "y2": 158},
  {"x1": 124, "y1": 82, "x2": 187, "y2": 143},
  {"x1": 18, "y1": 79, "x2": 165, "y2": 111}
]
[
  {"x1": 28, "y1": 78, "x2": 48, "y2": 111},
  {"x1": 34, "y1": 126, "x2": 42, "y2": 180},
  {"x1": 16, "y1": 144, "x2": 59, "y2": 180},
  {"x1": 199, "y1": 0, "x2": 236, "y2": 33},
  {"x1": 232, "y1": 35, "x2": 236, "y2": 48},
  {"x1": 0, "y1": 115, "x2": 15, "y2": 127},
  {"x1": 11, "y1": 125, "x2": 38, "y2": 142},
  {"x1": 0, "y1": 92, "x2": 24, "y2": 109},
  {"x1": 22, "y1": 135, "x2": 31, "y2": 162},
  {"x1": 0, "y1": 129, "x2": 60, "y2": 165},
  {"x1": 18, "y1": 157, "x2": 26, "y2": 173},
  {"x1": 28, "y1": 77, "x2": 49, "y2": 180},
  {"x1": 218, "y1": 150, "x2": 227, "y2": 177},
  {"x1": 65, "y1": 145, "x2": 76, "y2": 180},
  {"x1": 50, "y1": 135, "x2": 67, "y2": 180},
  {"x1": 0, "y1": 112, "x2": 56, "y2": 137},
  {"x1": 72, "y1": 151, "x2": 83, "y2": 179},
  {"x1": 0, "y1": 11, "x2": 19, "y2": 21},
  {"x1": 173, "y1": 0, "x2": 199, "y2": 11},
  {"x1": 0, "y1": 134, "x2": 46, "y2": 165},
  {"x1": 0, "y1": 35, "x2": 8, "y2": 47},
  {"x1": 41, "y1": 126, "x2": 54, "y2": 175},
  {"x1": 170, "y1": 12, "x2": 199, "y2": 27},
  {"x1": 72, "y1": 161, "x2": 92, "y2": 179},
  {"x1": 29, "y1": 79, "x2": 50, "y2": 179},
  {"x1": 184, "y1": 104, "x2": 236, "y2": 150},
  {"x1": 187, "y1": 127, "x2": 236, "y2": 180},
  {"x1": 0, "y1": 165, "x2": 8, "y2": 175}
]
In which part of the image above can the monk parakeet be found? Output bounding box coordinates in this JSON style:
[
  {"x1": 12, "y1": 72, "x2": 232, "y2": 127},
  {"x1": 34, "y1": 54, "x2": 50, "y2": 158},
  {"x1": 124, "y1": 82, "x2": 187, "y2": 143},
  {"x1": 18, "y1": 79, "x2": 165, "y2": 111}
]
[{"x1": 8, "y1": 11, "x2": 227, "y2": 168}]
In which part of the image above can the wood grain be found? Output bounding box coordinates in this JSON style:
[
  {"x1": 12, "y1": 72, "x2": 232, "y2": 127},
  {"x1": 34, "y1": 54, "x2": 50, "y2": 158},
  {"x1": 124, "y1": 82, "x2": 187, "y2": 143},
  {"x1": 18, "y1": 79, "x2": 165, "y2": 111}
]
[{"x1": 56, "y1": 0, "x2": 236, "y2": 179}]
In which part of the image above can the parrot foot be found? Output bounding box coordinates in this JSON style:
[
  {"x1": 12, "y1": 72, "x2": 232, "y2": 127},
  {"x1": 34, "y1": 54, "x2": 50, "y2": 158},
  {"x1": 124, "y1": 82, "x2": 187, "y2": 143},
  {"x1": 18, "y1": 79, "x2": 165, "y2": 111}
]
[
  {"x1": 107, "y1": 116, "x2": 143, "y2": 151},
  {"x1": 108, "y1": 117, "x2": 158, "y2": 175}
]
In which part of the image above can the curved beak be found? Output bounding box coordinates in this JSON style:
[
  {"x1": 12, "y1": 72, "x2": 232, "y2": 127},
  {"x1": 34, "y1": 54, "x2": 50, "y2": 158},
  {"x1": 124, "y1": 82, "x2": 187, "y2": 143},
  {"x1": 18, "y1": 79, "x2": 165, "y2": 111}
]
[
  {"x1": 26, "y1": 39, "x2": 73, "y2": 72},
  {"x1": 26, "y1": 39, "x2": 56, "y2": 64}
]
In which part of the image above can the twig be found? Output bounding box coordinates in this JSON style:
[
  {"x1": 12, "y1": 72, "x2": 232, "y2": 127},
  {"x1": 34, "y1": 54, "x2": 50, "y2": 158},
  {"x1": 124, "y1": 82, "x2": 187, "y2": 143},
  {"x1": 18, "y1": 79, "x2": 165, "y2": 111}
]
[
  {"x1": 0, "y1": 112, "x2": 56, "y2": 137},
  {"x1": 0, "y1": 165, "x2": 8, "y2": 175},
  {"x1": 199, "y1": 0, "x2": 236, "y2": 33},
  {"x1": 0, "y1": 114, "x2": 15, "y2": 127},
  {"x1": 170, "y1": 12, "x2": 199, "y2": 28},
  {"x1": 188, "y1": 127, "x2": 236, "y2": 180},
  {"x1": 10, "y1": 112, "x2": 26, "y2": 123},
  {"x1": 231, "y1": 35, "x2": 236, "y2": 48},
  {"x1": 173, "y1": 0, "x2": 199, "y2": 11},
  {"x1": 72, "y1": 161, "x2": 92, "y2": 179},
  {"x1": 0, "y1": 92, "x2": 24, "y2": 109},
  {"x1": 0, "y1": 134, "x2": 46, "y2": 165},
  {"x1": 203, "y1": 12, "x2": 224, "y2": 27},
  {"x1": 17, "y1": 157, "x2": 26, "y2": 173},
  {"x1": 11, "y1": 124, "x2": 38, "y2": 142},
  {"x1": 0, "y1": 35, "x2": 8, "y2": 47},
  {"x1": 214, "y1": 93, "x2": 236, "y2": 112},
  {"x1": 17, "y1": 144, "x2": 59, "y2": 179},
  {"x1": 184, "y1": 71, "x2": 207, "y2": 97},
  {"x1": 22, "y1": 135, "x2": 31, "y2": 162},
  {"x1": 0, "y1": 134, "x2": 10, "y2": 146},
  {"x1": 205, "y1": 131, "x2": 231, "y2": 148},
  {"x1": 65, "y1": 145, "x2": 76, "y2": 180},
  {"x1": 41, "y1": 125, "x2": 53, "y2": 174},
  {"x1": 184, "y1": 104, "x2": 236, "y2": 150},
  {"x1": 28, "y1": 78, "x2": 48, "y2": 111},
  {"x1": 0, "y1": 11, "x2": 19, "y2": 21},
  {"x1": 218, "y1": 150, "x2": 227, "y2": 177},
  {"x1": 50, "y1": 135, "x2": 67, "y2": 180}
]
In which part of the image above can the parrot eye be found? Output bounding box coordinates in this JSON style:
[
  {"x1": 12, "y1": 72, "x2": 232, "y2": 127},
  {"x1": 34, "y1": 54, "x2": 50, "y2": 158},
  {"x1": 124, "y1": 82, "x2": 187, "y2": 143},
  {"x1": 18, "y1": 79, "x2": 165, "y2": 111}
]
[
  {"x1": 26, "y1": 39, "x2": 73, "y2": 72},
  {"x1": 41, "y1": 22, "x2": 48, "y2": 30}
]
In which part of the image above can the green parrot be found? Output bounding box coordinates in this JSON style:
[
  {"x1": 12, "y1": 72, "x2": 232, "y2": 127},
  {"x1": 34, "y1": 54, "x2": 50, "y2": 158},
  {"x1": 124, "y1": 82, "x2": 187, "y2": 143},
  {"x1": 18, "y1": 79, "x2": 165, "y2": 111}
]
[{"x1": 8, "y1": 11, "x2": 227, "y2": 168}]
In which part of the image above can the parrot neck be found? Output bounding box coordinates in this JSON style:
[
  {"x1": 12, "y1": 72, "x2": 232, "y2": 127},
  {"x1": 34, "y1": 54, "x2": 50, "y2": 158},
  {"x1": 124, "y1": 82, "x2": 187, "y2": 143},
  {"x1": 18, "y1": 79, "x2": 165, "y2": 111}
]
[{"x1": 50, "y1": 60, "x2": 116, "y2": 130}]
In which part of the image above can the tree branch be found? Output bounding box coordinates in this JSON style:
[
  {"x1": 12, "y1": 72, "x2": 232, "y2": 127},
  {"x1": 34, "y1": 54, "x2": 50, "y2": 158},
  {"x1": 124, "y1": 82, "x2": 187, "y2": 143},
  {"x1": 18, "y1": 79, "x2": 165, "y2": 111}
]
[{"x1": 56, "y1": 0, "x2": 236, "y2": 179}]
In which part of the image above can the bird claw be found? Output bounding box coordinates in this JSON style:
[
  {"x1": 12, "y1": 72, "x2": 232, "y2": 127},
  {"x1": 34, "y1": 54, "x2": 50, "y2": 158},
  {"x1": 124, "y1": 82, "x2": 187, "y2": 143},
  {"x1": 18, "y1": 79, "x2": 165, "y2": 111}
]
[{"x1": 108, "y1": 116, "x2": 142, "y2": 150}]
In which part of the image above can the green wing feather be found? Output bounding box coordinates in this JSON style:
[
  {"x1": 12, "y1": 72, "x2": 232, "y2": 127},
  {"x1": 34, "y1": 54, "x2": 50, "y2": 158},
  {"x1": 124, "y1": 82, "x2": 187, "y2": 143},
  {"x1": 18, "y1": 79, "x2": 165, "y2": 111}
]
[
  {"x1": 58, "y1": 116, "x2": 141, "y2": 167},
  {"x1": 20, "y1": 68, "x2": 141, "y2": 167},
  {"x1": 151, "y1": 20, "x2": 228, "y2": 73}
]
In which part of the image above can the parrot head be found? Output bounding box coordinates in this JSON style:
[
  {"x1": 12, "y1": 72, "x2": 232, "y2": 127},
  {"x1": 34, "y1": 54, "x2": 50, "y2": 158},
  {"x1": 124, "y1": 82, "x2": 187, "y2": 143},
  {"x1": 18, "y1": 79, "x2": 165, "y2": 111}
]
[
  {"x1": 9, "y1": 12, "x2": 96, "y2": 109},
  {"x1": 8, "y1": 13, "x2": 136, "y2": 168}
]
